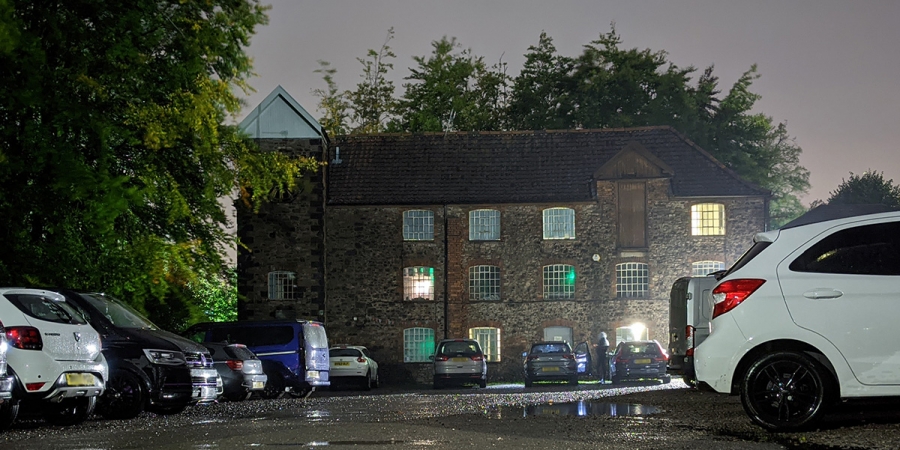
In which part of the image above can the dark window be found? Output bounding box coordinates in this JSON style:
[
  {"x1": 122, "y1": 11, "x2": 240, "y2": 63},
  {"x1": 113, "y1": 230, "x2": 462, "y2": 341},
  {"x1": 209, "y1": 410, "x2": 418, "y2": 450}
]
[
  {"x1": 789, "y1": 222, "x2": 900, "y2": 275},
  {"x1": 723, "y1": 241, "x2": 773, "y2": 278},
  {"x1": 618, "y1": 181, "x2": 646, "y2": 248},
  {"x1": 4, "y1": 294, "x2": 88, "y2": 325},
  {"x1": 329, "y1": 348, "x2": 362, "y2": 358},
  {"x1": 530, "y1": 343, "x2": 571, "y2": 354}
]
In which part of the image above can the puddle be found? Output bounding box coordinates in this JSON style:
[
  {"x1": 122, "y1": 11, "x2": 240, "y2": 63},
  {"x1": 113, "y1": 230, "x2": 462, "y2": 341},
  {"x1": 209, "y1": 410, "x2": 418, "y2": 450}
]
[{"x1": 489, "y1": 401, "x2": 661, "y2": 418}]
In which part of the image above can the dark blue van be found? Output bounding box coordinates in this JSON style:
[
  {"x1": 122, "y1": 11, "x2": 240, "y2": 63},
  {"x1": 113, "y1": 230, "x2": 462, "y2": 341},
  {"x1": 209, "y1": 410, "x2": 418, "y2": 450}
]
[{"x1": 183, "y1": 320, "x2": 329, "y2": 398}]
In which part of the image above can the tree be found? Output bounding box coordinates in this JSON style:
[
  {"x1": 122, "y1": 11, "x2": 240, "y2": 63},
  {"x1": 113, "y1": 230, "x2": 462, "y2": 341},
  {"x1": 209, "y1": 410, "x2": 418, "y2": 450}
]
[
  {"x1": 507, "y1": 31, "x2": 575, "y2": 130},
  {"x1": 389, "y1": 36, "x2": 508, "y2": 132},
  {"x1": 312, "y1": 60, "x2": 350, "y2": 137},
  {"x1": 0, "y1": 0, "x2": 316, "y2": 326},
  {"x1": 346, "y1": 27, "x2": 397, "y2": 133},
  {"x1": 827, "y1": 171, "x2": 900, "y2": 207}
]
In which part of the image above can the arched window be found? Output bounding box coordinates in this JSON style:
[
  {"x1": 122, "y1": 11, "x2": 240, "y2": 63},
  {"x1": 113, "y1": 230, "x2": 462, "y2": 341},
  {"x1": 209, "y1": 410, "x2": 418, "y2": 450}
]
[
  {"x1": 543, "y1": 264, "x2": 576, "y2": 299},
  {"x1": 469, "y1": 265, "x2": 500, "y2": 300},
  {"x1": 267, "y1": 271, "x2": 296, "y2": 300},
  {"x1": 403, "y1": 210, "x2": 434, "y2": 240},
  {"x1": 616, "y1": 263, "x2": 648, "y2": 298},
  {"x1": 469, "y1": 209, "x2": 500, "y2": 240},
  {"x1": 403, "y1": 266, "x2": 434, "y2": 301},
  {"x1": 468, "y1": 327, "x2": 501, "y2": 362},
  {"x1": 691, "y1": 203, "x2": 725, "y2": 236},
  {"x1": 692, "y1": 260, "x2": 725, "y2": 276},
  {"x1": 542, "y1": 207, "x2": 575, "y2": 239}
]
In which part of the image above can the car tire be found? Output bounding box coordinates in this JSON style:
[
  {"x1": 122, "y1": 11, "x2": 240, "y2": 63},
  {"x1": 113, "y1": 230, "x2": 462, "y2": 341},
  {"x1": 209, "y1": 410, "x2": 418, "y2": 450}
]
[
  {"x1": 373, "y1": 373, "x2": 380, "y2": 389},
  {"x1": 99, "y1": 370, "x2": 145, "y2": 420},
  {"x1": 611, "y1": 376, "x2": 622, "y2": 385},
  {"x1": 661, "y1": 375, "x2": 672, "y2": 384},
  {"x1": 146, "y1": 403, "x2": 187, "y2": 415},
  {"x1": 741, "y1": 351, "x2": 832, "y2": 432},
  {"x1": 362, "y1": 372, "x2": 372, "y2": 391},
  {"x1": 42, "y1": 396, "x2": 97, "y2": 426},
  {"x1": 224, "y1": 390, "x2": 251, "y2": 402},
  {"x1": 432, "y1": 376, "x2": 442, "y2": 390},
  {"x1": 262, "y1": 373, "x2": 286, "y2": 400},
  {"x1": 524, "y1": 377, "x2": 533, "y2": 387},
  {"x1": 0, "y1": 397, "x2": 19, "y2": 430},
  {"x1": 568, "y1": 375, "x2": 579, "y2": 386},
  {"x1": 479, "y1": 378, "x2": 487, "y2": 389}
]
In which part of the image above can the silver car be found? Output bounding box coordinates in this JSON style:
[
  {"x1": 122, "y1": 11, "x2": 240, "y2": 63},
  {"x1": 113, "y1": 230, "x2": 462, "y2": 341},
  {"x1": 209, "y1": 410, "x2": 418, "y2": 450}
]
[{"x1": 431, "y1": 339, "x2": 487, "y2": 389}]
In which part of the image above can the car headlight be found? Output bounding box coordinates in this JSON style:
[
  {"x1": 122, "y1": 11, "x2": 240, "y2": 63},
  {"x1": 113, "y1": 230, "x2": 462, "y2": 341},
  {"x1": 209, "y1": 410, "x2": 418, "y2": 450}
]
[{"x1": 143, "y1": 349, "x2": 186, "y2": 366}]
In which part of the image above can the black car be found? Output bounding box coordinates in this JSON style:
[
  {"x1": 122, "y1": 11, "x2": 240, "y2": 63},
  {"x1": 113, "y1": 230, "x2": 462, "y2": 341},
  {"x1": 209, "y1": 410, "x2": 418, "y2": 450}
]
[
  {"x1": 55, "y1": 290, "x2": 220, "y2": 419},
  {"x1": 523, "y1": 341, "x2": 578, "y2": 387},
  {"x1": 610, "y1": 340, "x2": 671, "y2": 384},
  {"x1": 204, "y1": 342, "x2": 267, "y2": 401}
]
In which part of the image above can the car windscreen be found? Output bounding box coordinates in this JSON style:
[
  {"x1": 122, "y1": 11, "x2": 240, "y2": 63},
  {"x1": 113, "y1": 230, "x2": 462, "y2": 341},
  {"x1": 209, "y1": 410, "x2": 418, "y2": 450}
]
[
  {"x1": 303, "y1": 323, "x2": 329, "y2": 349},
  {"x1": 4, "y1": 293, "x2": 88, "y2": 325},
  {"x1": 531, "y1": 343, "x2": 571, "y2": 354},
  {"x1": 208, "y1": 326, "x2": 294, "y2": 347},
  {"x1": 438, "y1": 341, "x2": 480, "y2": 356},
  {"x1": 329, "y1": 348, "x2": 362, "y2": 358},
  {"x1": 79, "y1": 293, "x2": 158, "y2": 330}
]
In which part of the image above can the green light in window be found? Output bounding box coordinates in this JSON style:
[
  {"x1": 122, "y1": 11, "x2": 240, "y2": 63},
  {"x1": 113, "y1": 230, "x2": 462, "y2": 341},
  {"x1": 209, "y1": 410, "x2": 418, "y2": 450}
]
[
  {"x1": 429, "y1": 267, "x2": 434, "y2": 279},
  {"x1": 565, "y1": 267, "x2": 576, "y2": 285}
]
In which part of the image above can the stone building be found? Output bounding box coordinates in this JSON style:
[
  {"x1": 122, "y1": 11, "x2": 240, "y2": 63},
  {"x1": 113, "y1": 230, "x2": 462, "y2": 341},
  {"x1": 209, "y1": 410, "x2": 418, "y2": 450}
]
[{"x1": 237, "y1": 88, "x2": 770, "y2": 382}]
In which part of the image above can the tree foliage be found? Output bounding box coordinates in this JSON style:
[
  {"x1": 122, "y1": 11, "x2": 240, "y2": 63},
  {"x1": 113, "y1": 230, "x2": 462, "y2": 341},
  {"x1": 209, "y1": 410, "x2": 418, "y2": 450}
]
[
  {"x1": 346, "y1": 27, "x2": 397, "y2": 133},
  {"x1": 827, "y1": 171, "x2": 900, "y2": 207},
  {"x1": 0, "y1": 0, "x2": 316, "y2": 327},
  {"x1": 506, "y1": 31, "x2": 574, "y2": 130}
]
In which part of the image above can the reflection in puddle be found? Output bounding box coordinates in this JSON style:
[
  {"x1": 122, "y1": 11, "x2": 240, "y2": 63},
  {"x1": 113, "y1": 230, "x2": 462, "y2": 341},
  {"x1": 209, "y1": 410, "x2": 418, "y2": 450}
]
[{"x1": 489, "y1": 401, "x2": 660, "y2": 418}]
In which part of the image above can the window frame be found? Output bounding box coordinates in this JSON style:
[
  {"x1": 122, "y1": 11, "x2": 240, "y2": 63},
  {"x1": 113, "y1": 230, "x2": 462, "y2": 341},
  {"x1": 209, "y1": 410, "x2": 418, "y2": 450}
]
[
  {"x1": 691, "y1": 203, "x2": 725, "y2": 236},
  {"x1": 267, "y1": 271, "x2": 296, "y2": 300},
  {"x1": 469, "y1": 265, "x2": 501, "y2": 301},
  {"x1": 403, "y1": 266, "x2": 435, "y2": 301},
  {"x1": 469, "y1": 209, "x2": 501, "y2": 241},
  {"x1": 403, "y1": 209, "x2": 435, "y2": 241},
  {"x1": 616, "y1": 262, "x2": 649, "y2": 298},
  {"x1": 543, "y1": 264, "x2": 576, "y2": 300},
  {"x1": 468, "y1": 327, "x2": 501, "y2": 362},
  {"x1": 403, "y1": 327, "x2": 435, "y2": 363},
  {"x1": 542, "y1": 207, "x2": 576, "y2": 240},
  {"x1": 691, "y1": 260, "x2": 726, "y2": 277}
]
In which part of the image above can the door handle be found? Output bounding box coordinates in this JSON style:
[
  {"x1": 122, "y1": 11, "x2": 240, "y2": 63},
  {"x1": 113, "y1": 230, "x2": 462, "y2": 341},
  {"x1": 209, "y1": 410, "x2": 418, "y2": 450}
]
[{"x1": 803, "y1": 289, "x2": 843, "y2": 299}]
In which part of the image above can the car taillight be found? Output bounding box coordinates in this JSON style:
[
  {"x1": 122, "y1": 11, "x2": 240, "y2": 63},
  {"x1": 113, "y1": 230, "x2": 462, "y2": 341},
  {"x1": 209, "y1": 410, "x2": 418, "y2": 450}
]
[
  {"x1": 7, "y1": 326, "x2": 42, "y2": 350},
  {"x1": 435, "y1": 355, "x2": 449, "y2": 362},
  {"x1": 712, "y1": 278, "x2": 766, "y2": 319},
  {"x1": 357, "y1": 357, "x2": 367, "y2": 363},
  {"x1": 562, "y1": 354, "x2": 575, "y2": 360},
  {"x1": 685, "y1": 325, "x2": 694, "y2": 338},
  {"x1": 226, "y1": 360, "x2": 243, "y2": 371},
  {"x1": 471, "y1": 354, "x2": 484, "y2": 362},
  {"x1": 686, "y1": 347, "x2": 695, "y2": 357},
  {"x1": 526, "y1": 355, "x2": 539, "y2": 361},
  {"x1": 615, "y1": 357, "x2": 629, "y2": 364}
]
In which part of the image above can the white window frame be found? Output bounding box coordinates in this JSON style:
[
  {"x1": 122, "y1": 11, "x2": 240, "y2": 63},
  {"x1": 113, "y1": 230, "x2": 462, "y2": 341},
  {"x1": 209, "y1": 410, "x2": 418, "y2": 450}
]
[
  {"x1": 468, "y1": 327, "x2": 501, "y2": 362},
  {"x1": 542, "y1": 207, "x2": 575, "y2": 240},
  {"x1": 403, "y1": 266, "x2": 434, "y2": 301},
  {"x1": 691, "y1": 203, "x2": 725, "y2": 236},
  {"x1": 616, "y1": 262, "x2": 649, "y2": 298},
  {"x1": 692, "y1": 260, "x2": 725, "y2": 277},
  {"x1": 267, "y1": 271, "x2": 296, "y2": 300},
  {"x1": 469, "y1": 265, "x2": 501, "y2": 301},
  {"x1": 469, "y1": 209, "x2": 501, "y2": 241},
  {"x1": 543, "y1": 264, "x2": 576, "y2": 300},
  {"x1": 403, "y1": 210, "x2": 434, "y2": 241},
  {"x1": 403, "y1": 327, "x2": 435, "y2": 363}
]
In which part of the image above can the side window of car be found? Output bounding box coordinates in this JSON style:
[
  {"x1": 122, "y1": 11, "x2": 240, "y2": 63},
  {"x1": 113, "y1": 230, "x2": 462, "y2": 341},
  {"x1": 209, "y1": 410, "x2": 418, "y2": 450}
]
[{"x1": 790, "y1": 221, "x2": 900, "y2": 275}]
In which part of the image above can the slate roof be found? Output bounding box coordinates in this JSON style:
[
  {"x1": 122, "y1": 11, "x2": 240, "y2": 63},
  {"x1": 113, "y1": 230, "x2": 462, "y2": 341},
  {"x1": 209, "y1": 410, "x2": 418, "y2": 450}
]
[{"x1": 326, "y1": 126, "x2": 769, "y2": 206}]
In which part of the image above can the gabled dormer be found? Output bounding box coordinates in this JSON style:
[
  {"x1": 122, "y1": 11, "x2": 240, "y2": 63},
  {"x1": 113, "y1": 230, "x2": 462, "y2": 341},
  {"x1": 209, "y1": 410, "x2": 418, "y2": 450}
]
[
  {"x1": 239, "y1": 85, "x2": 327, "y2": 140},
  {"x1": 594, "y1": 141, "x2": 674, "y2": 180}
]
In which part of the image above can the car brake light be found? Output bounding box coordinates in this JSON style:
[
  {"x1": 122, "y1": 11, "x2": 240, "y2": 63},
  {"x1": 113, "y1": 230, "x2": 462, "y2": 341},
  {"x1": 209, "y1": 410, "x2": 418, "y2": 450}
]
[
  {"x1": 435, "y1": 355, "x2": 449, "y2": 362},
  {"x1": 615, "y1": 357, "x2": 629, "y2": 364},
  {"x1": 471, "y1": 354, "x2": 484, "y2": 361},
  {"x1": 526, "y1": 355, "x2": 539, "y2": 361},
  {"x1": 685, "y1": 325, "x2": 693, "y2": 338},
  {"x1": 357, "y1": 357, "x2": 366, "y2": 363},
  {"x1": 712, "y1": 278, "x2": 766, "y2": 319},
  {"x1": 26, "y1": 382, "x2": 46, "y2": 391},
  {"x1": 686, "y1": 347, "x2": 695, "y2": 357},
  {"x1": 7, "y1": 326, "x2": 42, "y2": 350},
  {"x1": 226, "y1": 360, "x2": 243, "y2": 371},
  {"x1": 562, "y1": 354, "x2": 575, "y2": 360}
]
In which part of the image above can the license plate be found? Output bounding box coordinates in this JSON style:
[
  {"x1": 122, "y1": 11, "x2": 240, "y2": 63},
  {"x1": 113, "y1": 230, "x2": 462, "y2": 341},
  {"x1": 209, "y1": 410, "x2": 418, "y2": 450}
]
[
  {"x1": 452, "y1": 357, "x2": 469, "y2": 362},
  {"x1": 65, "y1": 373, "x2": 94, "y2": 386},
  {"x1": 252, "y1": 381, "x2": 264, "y2": 389},
  {"x1": 542, "y1": 366, "x2": 560, "y2": 372},
  {"x1": 634, "y1": 358, "x2": 652, "y2": 364},
  {"x1": 334, "y1": 362, "x2": 350, "y2": 366}
]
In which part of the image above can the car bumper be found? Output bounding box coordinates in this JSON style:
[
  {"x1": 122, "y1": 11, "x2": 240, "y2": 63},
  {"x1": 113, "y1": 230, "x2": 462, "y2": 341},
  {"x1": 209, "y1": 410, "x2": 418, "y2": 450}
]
[
  {"x1": 242, "y1": 373, "x2": 267, "y2": 391},
  {"x1": 694, "y1": 319, "x2": 747, "y2": 394},
  {"x1": 526, "y1": 366, "x2": 577, "y2": 380},
  {"x1": 190, "y1": 368, "x2": 220, "y2": 403},
  {"x1": 330, "y1": 366, "x2": 368, "y2": 378},
  {"x1": 0, "y1": 375, "x2": 13, "y2": 399}
]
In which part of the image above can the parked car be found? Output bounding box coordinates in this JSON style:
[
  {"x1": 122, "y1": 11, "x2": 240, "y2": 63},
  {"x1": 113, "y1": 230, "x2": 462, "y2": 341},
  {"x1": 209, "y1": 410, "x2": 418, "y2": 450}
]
[
  {"x1": 695, "y1": 205, "x2": 900, "y2": 431},
  {"x1": 0, "y1": 288, "x2": 107, "y2": 426},
  {"x1": 53, "y1": 290, "x2": 219, "y2": 419},
  {"x1": 667, "y1": 274, "x2": 719, "y2": 386},
  {"x1": 203, "y1": 342, "x2": 266, "y2": 401},
  {"x1": 523, "y1": 341, "x2": 578, "y2": 387},
  {"x1": 431, "y1": 339, "x2": 487, "y2": 389},
  {"x1": 183, "y1": 320, "x2": 330, "y2": 399},
  {"x1": 0, "y1": 319, "x2": 18, "y2": 429},
  {"x1": 610, "y1": 340, "x2": 671, "y2": 384},
  {"x1": 328, "y1": 345, "x2": 379, "y2": 390}
]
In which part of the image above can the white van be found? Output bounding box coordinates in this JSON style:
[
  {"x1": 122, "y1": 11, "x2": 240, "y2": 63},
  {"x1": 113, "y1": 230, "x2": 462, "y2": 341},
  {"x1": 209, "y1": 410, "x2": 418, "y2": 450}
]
[{"x1": 667, "y1": 275, "x2": 718, "y2": 385}]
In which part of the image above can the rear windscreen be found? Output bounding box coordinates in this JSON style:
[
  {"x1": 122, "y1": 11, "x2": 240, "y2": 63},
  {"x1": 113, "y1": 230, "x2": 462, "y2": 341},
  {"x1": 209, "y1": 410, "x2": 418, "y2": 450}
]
[
  {"x1": 722, "y1": 241, "x2": 772, "y2": 278},
  {"x1": 224, "y1": 345, "x2": 257, "y2": 360},
  {"x1": 303, "y1": 323, "x2": 329, "y2": 349},
  {"x1": 329, "y1": 348, "x2": 362, "y2": 358},
  {"x1": 530, "y1": 343, "x2": 571, "y2": 354},
  {"x1": 619, "y1": 343, "x2": 662, "y2": 356},
  {"x1": 208, "y1": 326, "x2": 294, "y2": 347},
  {"x1": 438, "y1": 341, "x2": 480, "y2": 356},
  {"x1": 4, "y1": 294, "x2": 87, "y2": 325}
]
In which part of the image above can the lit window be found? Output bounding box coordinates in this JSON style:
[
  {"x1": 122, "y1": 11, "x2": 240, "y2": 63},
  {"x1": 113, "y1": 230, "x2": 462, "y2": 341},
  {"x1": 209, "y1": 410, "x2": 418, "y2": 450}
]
[
  {"x1": 542, "y1": 207, "x2": 575, "y2": 239},
  {"x1": 616, "y1": 263, "x2": 648, "y2": 298},
  {"x1": 403, "y1": 266, "x2": 434, "y2": 301},
  {"x1": 543, "y1": 264, "x2": 576, "y2": 299},
  {"x1": 403, "y1": 328, "x2": 435, "y2": 363},
  {"x1": 691, "y1": 203, "x2": 725, "y2": 236},
  {"x1": 469, "y1": 209, "x2": 500, "y2": 241},
  {"x1": 692, "y1": 260, "x2": 725, "y2": 277},
  {"x1": 468, "y1": 327, "x2": 501, "y2": 362},
  {"x1": 469, "y1": 265, "x2": 500, "y2": 300},
  {"x1": 267, "y1": 271, "x2": 296, "y2": 300},
  {"x1": 403, "y1": 210, "x2": 434, "y2": 241}
]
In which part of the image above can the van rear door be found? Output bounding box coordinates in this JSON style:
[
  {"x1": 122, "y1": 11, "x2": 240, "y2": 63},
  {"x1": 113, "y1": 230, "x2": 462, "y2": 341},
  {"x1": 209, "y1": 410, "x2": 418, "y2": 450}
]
[{"x1": 302, "y1": 322, "x2": 330, "y2": 386}]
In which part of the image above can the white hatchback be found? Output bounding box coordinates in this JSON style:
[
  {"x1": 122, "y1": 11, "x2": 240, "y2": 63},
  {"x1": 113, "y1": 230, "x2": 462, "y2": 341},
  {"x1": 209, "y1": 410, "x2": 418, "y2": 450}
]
[
  {"x1": 0, "y1": 288, "x2": 108, "y2": 426},
  {"x1": 328, "y1": 345, "x2": 379, "y2": 390},
  {"x1": 694, "y1": 205, "x2": 900, "y2": 431}
]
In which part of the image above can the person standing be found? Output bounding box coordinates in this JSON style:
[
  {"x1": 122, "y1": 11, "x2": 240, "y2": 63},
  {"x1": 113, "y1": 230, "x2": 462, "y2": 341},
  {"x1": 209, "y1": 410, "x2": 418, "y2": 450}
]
[{"x1": 595, "y1": 331, "x2": 610, "y2": 383}]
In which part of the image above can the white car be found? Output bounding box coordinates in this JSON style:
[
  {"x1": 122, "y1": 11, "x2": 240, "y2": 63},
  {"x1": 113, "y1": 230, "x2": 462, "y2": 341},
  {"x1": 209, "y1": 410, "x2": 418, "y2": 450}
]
[
  {"x1": 328, "y1": 345, "x2": 379, "y2": 390},
  {"x1": 0, "y1": 288, "x2": 108, "y2": 426},
  {"x1": 694, "y1": 205, "x2": 900, "y2": 431}
]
